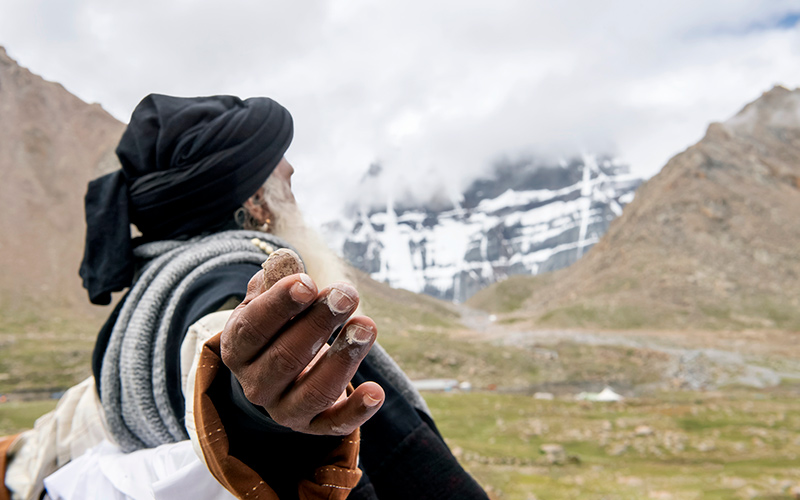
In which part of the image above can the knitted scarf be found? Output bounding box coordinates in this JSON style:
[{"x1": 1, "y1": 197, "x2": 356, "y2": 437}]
[
  {"x1": 100, "y1": 230, "x2": 290, "y2": 451},
  {"x1": 99, "y1": 230, "x2": 431, "y2": 452}
]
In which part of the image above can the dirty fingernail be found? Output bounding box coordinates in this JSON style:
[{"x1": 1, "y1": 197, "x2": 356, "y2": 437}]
[
  {"x1": 363, "y1": 393, "x2": 382, "y2": 408},
  {"x1": 326, "y1": 286, "x2": 356, "y2": 314},
  {"x1": 289, "y1": 274, "x2": 315, "y2": 303},
  {"x1": 345, "y1": 323, "x2": 375, "y2": 344}
]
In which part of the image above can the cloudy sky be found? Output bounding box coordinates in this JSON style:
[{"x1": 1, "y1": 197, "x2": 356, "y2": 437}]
[{"x1": 1, "y1": 0, "x2": 799, "y2": 223}]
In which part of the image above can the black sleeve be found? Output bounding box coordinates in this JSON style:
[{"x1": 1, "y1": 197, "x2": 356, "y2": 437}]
[
  {"x1": 163, "y1": 263, "x2": 261, "y2": 425},
  {"x1": 352, "y1": 358, "x2": 489, "y2": 500},
  {"x1": 210, "y1": 365, "x2": 345, "y2": 499},
  {"x1": 169, "y1": 263, "x2": 346, "y2": 499}
]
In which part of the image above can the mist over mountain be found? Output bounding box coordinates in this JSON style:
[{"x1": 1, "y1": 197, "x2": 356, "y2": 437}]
[
  {"x1": 470, "y1": 86, "x2": 800, "y2": 330},
  {"x1": 325, "y1": 155, "x2": 642, "y2": 302},
  {"x1": 3, "y1": 43, "x2": 796, "y2": 334}
]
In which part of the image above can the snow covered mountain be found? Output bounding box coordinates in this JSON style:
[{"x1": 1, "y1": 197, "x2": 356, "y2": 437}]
[
  {"x1": 469, "y1": 87, "x2": 800, "y2": 331},
  {"x1": 325, "y1": 154, "x2": 642, "y2": 302}
]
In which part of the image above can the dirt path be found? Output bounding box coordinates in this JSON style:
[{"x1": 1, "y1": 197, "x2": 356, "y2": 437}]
[{"x1": 455, "y1": 305, "x2": 800, "y2": 390}]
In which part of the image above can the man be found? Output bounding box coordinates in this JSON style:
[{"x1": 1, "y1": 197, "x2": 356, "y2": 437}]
[{"x1": 1, "y1": 94, "x2": 488, "y2": 499}]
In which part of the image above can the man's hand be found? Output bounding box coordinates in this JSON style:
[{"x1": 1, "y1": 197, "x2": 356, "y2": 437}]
[{"x1": 220, "y1": 267, "x2": 385, "y2": 436}]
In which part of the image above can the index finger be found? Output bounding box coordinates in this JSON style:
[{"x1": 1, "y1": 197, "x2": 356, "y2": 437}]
[{"x1": 221, "y1": 271, "x2": 318, "y2": 369}]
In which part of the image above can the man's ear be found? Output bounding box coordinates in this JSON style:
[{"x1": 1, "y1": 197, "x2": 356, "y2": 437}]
[{"x1": 244, "y1": 188, "x2": 272, "y2": 223}]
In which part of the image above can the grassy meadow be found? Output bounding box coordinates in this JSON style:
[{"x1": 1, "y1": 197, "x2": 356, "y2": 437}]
[
  {"x1": 3, "y1": 388, "x2": 799, "y2": 499},
  {"x1": 427, "y1": 390, "x2": 800, "y2": 499},
  {"x1": 0, "y1": 306, "x2": 98, "y2": 396},
  {"x1": 2, "y1": 281, "x2": 800, "y2": 499}
]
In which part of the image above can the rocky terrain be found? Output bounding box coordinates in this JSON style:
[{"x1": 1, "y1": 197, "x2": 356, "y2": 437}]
[
  {"x1": 470, "y1": 86, "x2": 800, "y2": 331},
  {"x1": 0, "y1": 46, "x2": 125, "y2": 316}
]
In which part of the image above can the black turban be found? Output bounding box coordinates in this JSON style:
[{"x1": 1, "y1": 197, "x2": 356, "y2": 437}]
[{"x1": 79, "y1": 94, "x2": 293, "y2": 305}]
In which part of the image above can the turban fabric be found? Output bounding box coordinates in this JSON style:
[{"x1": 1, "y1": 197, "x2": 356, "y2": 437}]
[{"x1": 79, "y1": 94, "x2": 293, "y2": 305}]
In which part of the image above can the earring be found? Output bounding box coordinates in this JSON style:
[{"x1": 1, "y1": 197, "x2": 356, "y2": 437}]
[
  {"x1": 259, "y1": 217, "x2": 271, "y2": 232},
  {"x1": 234, "y1": 207, "x2": 248, "y2": 227}
]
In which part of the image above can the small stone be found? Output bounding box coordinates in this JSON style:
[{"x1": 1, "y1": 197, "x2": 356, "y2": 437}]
[
  {"x1": 743, "y1": 487, "x2": 759, "y2": 499},
  {"x1": 540, "y1": 444, "x2": 566, "y2": 464},
  {"x1": 529, "y1": 419, "x2": 547, "y2": 436},
  {"x1": 261, "y1": 248, "x2": 304, "y2": 290},
  {"x1": 607, "y1": 443, "x2": 628, "y2": 456},
  {"x1": 635, "y1": 425, "x2": 654, "y2": 437},
  {"x1": 617, "y1": 476, "x2": 644, "y2": 487},
  {"x1": 721, "y1": 476, "x2": 747, "y2": 489},
  {"x1": 696, "y1": 441, "x2": 716, "y2": 452}
]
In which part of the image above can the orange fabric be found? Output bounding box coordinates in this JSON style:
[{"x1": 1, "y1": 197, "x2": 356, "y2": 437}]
[
  {"x1": 0, "y1": 433, "x2": 21, "y2": 500},
  {"x1": 194, "y1": 333, "x2": 362, "y2": 500}
]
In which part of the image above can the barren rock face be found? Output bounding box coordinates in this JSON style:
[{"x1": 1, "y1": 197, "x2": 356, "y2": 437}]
[
  {"x1": 476, "y1": 86, "x2": 800, "y2": 330},
  {"x1": 0, "y1": 46, "x2": 125, "y2": 311}
]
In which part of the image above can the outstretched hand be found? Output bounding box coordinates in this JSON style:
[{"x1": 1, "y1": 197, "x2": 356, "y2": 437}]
[{"x1": 220, "y1": 257, "x2": 384, "y2": 436}]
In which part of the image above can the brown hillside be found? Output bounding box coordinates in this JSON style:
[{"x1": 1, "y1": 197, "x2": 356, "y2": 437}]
[
  {"x1": 0, "y1": 47, "x2": 125, "y2": 314},
  {"x1": 470, "y1": 86, "x2": 800, "y2": 330},
  {"x1": 0, "y1": 48, "x2": 467, "y2": 339}
]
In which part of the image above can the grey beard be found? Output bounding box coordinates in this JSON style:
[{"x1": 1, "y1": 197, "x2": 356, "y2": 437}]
[{"x1": 262, "y1": 181, "x2": 355, "y2": 305}]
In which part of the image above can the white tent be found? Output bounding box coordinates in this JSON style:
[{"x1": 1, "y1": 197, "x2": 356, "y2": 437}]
[{"x1": 575, "y1": 387, "x2": 624, "y2": 402}]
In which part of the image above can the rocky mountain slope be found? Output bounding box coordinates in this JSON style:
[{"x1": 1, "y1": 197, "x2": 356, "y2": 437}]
[
  {"x1": 0, "y1": 47, "x2": 471, "y2": 336},
  {"x1": 0, "y1": 47, "x2": 125, "y2": 314},
  {"x1": 329, "y1": 156, "x2": 641, "y2": 302},
  {"x1": 470, "y1": 86, "x2": 800, "y2": 330},
  {"x1": 0, "y1": 49, "x2": 483, "y2": 396},
  {"x1": 4, "y1": 45, "x2": 796, "y2": 333}
]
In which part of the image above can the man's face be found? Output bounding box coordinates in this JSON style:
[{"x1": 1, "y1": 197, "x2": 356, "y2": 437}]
[
  {"x1": 271, "y1": 158, "x2": 296, "y2": 204},
  {"x1": 243, "y1": 157, "x2": 296, "y2": 229}
]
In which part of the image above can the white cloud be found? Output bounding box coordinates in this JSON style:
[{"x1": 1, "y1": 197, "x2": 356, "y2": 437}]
[{"x1": 1, "y1": 0, "x2": 799, "y2": 222}]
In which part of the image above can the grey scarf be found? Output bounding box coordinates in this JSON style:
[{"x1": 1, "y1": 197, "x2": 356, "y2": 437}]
[{"x1": 100, "y1": 229, "x2": 430, "y2": 452}]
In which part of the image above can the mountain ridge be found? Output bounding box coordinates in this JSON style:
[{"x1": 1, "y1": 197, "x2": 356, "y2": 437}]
[
  {"x1": 469, "y1": 86, "x2": 800, "y2": 330},
  {"x1": 0, "y1": 46, "x2": 125, "y2": 314},
  {"x1": 329, "y1": 154, "x2": 641, "y2": 302}
]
